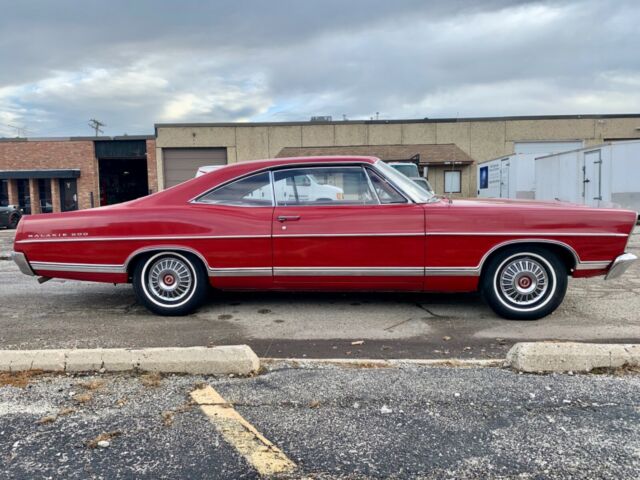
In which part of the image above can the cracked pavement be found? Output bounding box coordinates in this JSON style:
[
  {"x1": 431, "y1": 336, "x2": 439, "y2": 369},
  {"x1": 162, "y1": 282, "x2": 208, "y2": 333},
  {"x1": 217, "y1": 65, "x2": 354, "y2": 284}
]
[{"x1": 1, "y1": 363, "x2": 639, "y2": 479}]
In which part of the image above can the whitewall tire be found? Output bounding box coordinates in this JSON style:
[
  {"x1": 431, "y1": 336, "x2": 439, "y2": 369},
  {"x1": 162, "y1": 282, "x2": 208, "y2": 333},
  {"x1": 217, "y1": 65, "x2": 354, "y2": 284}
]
[
  {"x1": 480, "y1": 247, "x2": 568, "y2": 320},
  {"x1": 132, "y1": 251, "x2": 208, "y2": 316}
]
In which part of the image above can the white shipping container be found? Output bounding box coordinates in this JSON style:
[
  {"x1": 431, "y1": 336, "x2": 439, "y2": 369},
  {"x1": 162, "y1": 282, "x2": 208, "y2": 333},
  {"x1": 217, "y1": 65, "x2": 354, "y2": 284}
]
[{"x1": 535, "y1": 140, "x2": 640, "y2": 213}]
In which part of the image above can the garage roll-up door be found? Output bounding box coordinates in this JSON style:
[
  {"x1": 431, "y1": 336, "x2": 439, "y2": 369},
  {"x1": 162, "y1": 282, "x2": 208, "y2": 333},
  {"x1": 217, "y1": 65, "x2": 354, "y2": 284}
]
[{"x1": 163, "y1": 148, "x2": 227, "y2": 188}]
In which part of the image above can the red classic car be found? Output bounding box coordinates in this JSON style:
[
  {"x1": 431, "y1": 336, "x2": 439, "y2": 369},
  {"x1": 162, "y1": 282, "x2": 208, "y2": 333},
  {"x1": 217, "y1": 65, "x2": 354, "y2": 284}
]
[{"x1": 10, "y1": 156, "x2": 637, "y2": 320}]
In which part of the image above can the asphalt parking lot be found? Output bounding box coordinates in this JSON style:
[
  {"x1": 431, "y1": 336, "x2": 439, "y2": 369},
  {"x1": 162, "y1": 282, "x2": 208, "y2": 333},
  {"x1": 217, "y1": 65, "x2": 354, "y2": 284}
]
[
  {"x1": 0, "y1": 229, "x2": 639, "y2": 359},
  {"x1": 1, "y1": 364, "x2": 639, "y2": 479}
]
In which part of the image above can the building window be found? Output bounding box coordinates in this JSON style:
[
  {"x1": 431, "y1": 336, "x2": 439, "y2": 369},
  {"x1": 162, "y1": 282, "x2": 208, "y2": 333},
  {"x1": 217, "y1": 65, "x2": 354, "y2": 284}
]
[
  {"x1": 16, "y1": 179, "x2": 30, "y2": 214},
  {"x1": 59, "y1": 179, "x2": 78, "y2": 212},
  {"x1": 38, "y1": 179, "x2": 53, "y2": 213},
  {"x1": 0, "y1": 180, "x2": 8, "y2": 207},
  {"x1": 444, "y1": 170, "x2": 461, "y2": 194}
]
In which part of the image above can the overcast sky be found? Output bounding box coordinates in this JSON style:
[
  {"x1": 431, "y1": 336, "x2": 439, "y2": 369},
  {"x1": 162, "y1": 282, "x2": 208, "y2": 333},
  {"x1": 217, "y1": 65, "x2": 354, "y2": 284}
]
[{"x1": 0, "y1": 0, "x2": 639, "y2": 137}]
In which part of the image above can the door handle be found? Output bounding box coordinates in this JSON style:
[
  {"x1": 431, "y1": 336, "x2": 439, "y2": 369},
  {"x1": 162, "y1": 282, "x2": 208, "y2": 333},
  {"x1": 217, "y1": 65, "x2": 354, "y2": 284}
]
[{"x1": 277, "y1": 215, "x2": 301, "y2": 222}]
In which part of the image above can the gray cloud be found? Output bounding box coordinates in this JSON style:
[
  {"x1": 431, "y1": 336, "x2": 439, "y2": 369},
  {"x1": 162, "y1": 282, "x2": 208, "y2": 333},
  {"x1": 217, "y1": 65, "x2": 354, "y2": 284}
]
[{"x1": 0, "y1": 0, "x2": 638, "y2": 137}]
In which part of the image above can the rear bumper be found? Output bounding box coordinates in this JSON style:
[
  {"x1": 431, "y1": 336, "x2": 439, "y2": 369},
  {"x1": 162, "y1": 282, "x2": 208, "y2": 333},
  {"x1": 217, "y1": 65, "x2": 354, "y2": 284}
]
[
  {"x1": 605, "y1": 252, "x2": 637, "y2": 280},
  {"x1": 10, "y1": 251, "x2": 35, "y2": 276}
]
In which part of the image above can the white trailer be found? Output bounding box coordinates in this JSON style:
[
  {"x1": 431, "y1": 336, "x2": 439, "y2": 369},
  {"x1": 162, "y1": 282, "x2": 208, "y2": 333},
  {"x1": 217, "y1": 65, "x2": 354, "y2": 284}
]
[
  {"x1": 477, "y1": 153, "x2": 538, "y2": 199},
  {"x1": 535, "y1": 140, "x2": 640, "y2": 213},
  {"x1": 478, "y1": 141, "x2": 583, "y2": 199}
]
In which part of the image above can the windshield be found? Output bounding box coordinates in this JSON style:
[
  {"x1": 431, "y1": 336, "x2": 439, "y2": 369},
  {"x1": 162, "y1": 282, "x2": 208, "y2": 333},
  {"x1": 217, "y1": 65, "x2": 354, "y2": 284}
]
[{"x1": 374, "y1": 160, "x2": 432, "y2": 203}]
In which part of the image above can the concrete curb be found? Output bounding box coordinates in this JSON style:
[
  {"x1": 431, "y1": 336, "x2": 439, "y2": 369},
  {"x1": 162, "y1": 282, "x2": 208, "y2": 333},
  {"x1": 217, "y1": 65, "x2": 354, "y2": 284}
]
[
  {"x1": 263, "y1": 357, "x2": 504, "y2": 368},
  {"x1": 0, "y1": 346, "x2": 260, "y2": 375},
  {"x1": 506, "y1": 342, "x2": 640, "y2": 373}
]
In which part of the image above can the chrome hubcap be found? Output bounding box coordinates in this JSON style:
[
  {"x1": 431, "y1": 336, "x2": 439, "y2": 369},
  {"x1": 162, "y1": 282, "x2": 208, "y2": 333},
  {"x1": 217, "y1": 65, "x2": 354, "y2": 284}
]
[
  {"x1": 147, "y1": 257, "x2": 193, "y2": 302},
  {"x1": 499, "y1": 257, "x2": 549, "y2": 306}
]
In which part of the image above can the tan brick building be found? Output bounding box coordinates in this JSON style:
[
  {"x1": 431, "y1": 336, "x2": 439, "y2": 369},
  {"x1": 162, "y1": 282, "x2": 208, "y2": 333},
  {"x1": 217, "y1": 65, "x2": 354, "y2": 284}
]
[
  {"x1": 155, "y1": 114, "x2": 640, "y2": 197},
  {"x1": 0, "y1": 137, "x2": 157, "y2": 214}
]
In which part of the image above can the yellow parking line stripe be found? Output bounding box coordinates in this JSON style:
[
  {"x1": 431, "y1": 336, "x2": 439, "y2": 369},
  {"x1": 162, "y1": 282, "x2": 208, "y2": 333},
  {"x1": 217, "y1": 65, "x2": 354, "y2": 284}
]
[{"x1": 190, "y1": 385, "x2": 297, "y2": 477}]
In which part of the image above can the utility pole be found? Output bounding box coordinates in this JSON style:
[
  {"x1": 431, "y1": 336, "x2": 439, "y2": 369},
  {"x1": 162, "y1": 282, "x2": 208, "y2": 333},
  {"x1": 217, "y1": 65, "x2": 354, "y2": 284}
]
[
  {"x1": 5, "y1": 124, "x2": 29, "y2": 137},
  {"x1": 88, "y1": 119, "x2": 105, "y2": 136}
]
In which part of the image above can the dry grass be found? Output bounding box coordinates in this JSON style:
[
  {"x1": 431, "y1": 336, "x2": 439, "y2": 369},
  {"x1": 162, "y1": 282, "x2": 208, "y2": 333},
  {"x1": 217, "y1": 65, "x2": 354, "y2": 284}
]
[
  {"x1": 139, "y1": 372, "x2": 162, "y2": 388},
  {"x1": 115, "y1": 397, "x2": 127, "y2": 408},
  {"x1": 86, "y1": 431, "x2": 121, "y2": 449},
  {"x1": 73, "y1": 392, "x2": 93, "y2": 404},
  {"x1": 308, "y1": 400, "x2": 321, "y2": 409},
  {"x1": 0, "y1": 370, "x2": 44, "y2": 388},
  {"x1": 57, "y1": 407, "x2": 76, "y2": 417},
  {"x1": 161, "y1": 410, "x2": 175, "y2": 427},
  {"x1": 590, "y1": 365, "x2": 640, "y2": 376},
  {"x1": 79, "y1": 379, "x2": 105, "y2": 391},
  {"x1": 36, "y1": 415, "x2": 56, "y2": 425}
]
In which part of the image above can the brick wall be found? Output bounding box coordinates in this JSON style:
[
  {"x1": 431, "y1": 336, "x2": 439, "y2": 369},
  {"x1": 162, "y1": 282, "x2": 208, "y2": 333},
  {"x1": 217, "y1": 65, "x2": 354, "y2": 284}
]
[
  {"x1": 146, "y1": 139, "x2": 158, "y2": 194},
  {"x1": 0, "y1": 140, "x2": 98, "y2": 211}
]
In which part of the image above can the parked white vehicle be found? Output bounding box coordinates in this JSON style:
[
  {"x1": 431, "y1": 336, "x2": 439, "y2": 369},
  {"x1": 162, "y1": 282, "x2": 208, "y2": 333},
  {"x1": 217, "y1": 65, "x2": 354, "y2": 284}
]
[
  {"x1": 387, "y1": 162, "x2": 434, "y2": 194},
  {"x1": 535, "y1": 140, "x2": 640, "y2": 213}
]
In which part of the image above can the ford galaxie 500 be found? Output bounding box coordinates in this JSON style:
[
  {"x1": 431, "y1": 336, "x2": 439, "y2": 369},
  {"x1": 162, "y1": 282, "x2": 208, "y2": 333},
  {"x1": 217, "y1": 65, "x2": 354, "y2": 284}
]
[{"x1": 10, "y1": 156, "x2": 637, "y2": 320}]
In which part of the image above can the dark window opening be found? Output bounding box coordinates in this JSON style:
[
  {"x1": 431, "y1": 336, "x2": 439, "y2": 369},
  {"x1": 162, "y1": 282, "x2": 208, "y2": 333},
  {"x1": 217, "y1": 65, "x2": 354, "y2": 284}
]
[
  {"x1": 16, "y1": 179, "x2": 30, "y2": 214},
  {"x1": 38, "y1": 179, "x2": 53, "y2": 213},
  {"x1": 99, "y1": 158, "x2": 149, "y2": 206},
  {"x1": 59, "y1": 179, "x2": 78, "y2": 212},
  {"x1": 0, "y1": 180, "x2": 8, "y2": 207}
]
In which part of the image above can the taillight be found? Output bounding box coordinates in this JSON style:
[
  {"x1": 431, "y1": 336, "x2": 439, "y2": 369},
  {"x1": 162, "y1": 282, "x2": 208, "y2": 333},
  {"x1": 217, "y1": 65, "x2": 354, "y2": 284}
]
[{"x1": 337, "y1": 193, "x2": 344, "y2": 200}]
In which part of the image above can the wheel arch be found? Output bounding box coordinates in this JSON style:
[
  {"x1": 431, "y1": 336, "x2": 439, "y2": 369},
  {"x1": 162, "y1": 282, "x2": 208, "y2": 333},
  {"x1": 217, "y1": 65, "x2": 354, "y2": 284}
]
[
  {"x1": 125, "y1": 245, "x2": 210, "y2": 280},
  {"x1": 478, "y1": 239, "x2": 578, "y2": 278}
]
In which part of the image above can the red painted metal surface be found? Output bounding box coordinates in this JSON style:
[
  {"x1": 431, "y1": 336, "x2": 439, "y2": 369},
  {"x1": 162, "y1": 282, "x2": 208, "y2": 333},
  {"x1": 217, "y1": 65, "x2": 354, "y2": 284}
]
[{"x1": 12, "y1": 156, "x2": 637, "y2": 293}]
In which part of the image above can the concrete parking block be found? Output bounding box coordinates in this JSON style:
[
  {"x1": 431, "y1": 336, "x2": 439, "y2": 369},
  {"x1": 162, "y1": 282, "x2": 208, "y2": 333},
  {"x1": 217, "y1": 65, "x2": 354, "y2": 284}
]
[
  {"x1": 0, "y1": 346, "x2": 260, "y2": 375},
  {"x1": 506, "y1": 342, "x2": 640, "y2": 373},
  {"x1": 133, "y1": 346, "x2": 259, "y2": 375},
  {"x1": 65, "y1": 348, "x2": 134, "y2": 372},
  {"x1": 0, "y1": 349, "x2": 66, "y2": 372}
]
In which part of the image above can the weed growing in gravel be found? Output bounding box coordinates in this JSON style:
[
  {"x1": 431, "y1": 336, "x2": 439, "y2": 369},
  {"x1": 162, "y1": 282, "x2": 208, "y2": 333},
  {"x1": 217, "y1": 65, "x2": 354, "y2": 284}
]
[{"x1": 0, "y1": 370, "x2": 43, "y2": 388}]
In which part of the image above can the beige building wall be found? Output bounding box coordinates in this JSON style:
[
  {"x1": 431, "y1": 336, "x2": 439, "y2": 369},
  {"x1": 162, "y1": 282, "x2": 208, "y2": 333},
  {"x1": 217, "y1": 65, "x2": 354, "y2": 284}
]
[{"x1": 155, "y1": 116, "x2": 640, "y2": 191}]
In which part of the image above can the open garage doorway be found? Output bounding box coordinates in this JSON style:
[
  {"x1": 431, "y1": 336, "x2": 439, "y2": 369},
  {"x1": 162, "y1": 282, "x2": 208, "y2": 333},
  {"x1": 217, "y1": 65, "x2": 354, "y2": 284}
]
[{"x1": 96, "y1": 140, "x2": 149, "y2": 206}]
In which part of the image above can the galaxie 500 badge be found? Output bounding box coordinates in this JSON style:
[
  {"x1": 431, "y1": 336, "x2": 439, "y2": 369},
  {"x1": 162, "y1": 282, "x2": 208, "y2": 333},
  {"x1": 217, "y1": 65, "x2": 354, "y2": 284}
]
[{"x1": 27, "y1": 232, "x2": 89, "y2": 239}]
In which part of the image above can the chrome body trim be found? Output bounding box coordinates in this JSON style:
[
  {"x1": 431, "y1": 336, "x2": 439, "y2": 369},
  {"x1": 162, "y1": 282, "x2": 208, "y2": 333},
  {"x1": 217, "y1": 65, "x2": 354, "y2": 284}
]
[
  {"x1": 11, "y1": 251, "x2": 35, "y2": 276},
  {"x1": 425, "y1": 232, "x2": 628, "y2": 237},
  {"x1": 575, "y1": 261, "x2": 611, "y2": 271},
  {"x1": 16, "y1": 231, "x2": 628, "y2": 245},
  {"x1": 273, "y1": 232, "x2": 424, "y2": 238},
  {"x1": 605, "y1": 253, "x2": 637, "y2": 280},
  {"x1": 273, "y1": 267, "x2": 424, "y2": 277},
  {"x1": 30, "y1": 261, "x2": 126, "y2": 274},
  {"x1": 424, "y1": 267, "x2": 480, "y2": 277},
  {"x1": 210, "y1": 267, "x2": 272, "y2": 277},
  {"x1": 16, "y1": 234, "x2": 272, "y2": 244}
]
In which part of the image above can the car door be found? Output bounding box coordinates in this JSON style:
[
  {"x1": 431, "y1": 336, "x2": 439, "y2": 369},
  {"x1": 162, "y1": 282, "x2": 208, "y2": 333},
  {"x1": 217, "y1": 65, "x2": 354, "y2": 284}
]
[
  {"x1": 190, "y1": 171, "x2": 274, "y2": 289},
  {"x1": 271, "y1": 164, "x2": 425, "y2": 290}
]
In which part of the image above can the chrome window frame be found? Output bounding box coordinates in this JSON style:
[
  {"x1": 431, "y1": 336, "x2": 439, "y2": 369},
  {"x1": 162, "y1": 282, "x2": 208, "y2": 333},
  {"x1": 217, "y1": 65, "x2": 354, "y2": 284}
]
[
  {"x1": 363, "y1": 166, "x2": 409, "y2": 205},
  {"x1": 189, "y1": 160, "x2": 423, "y2": 206}
]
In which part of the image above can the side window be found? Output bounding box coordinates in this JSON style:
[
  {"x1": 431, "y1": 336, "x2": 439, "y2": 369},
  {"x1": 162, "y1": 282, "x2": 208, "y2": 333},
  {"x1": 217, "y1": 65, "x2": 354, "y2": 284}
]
[
  {"x1": 197, "y1": 172, "x2": 273, "y2": 206},
  {"x1": 366, "y1": 169, "x2": 407, "y2": 204},
  {"x1": 273, "y1": 167, "x2": 376, "y2": 206},
  {"x1": 444, "y1": 170, "x2": 461, "y2": 194}
]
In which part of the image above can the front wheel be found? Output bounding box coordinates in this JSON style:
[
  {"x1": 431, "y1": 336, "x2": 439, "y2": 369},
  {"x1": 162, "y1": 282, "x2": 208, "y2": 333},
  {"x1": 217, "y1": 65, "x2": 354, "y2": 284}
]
[
  {"x1": 480, "y1": 247, "x2": 568, "y2": 320},
  {"x1": 8, "y1": 213, "x2": 20, "y2": 229},
  {"x1": 132, "y1": 251, "x2": 209, "y2": 316}
]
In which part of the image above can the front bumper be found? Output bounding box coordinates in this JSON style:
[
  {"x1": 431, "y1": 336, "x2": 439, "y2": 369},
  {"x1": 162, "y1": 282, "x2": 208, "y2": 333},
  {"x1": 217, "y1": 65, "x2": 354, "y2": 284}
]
[
  {"x1": 605, "y1": 252, "x2": 637, "y2": 280},
  {"x1": 10, "y1": 251, "x2": 35, "y2": 276}
]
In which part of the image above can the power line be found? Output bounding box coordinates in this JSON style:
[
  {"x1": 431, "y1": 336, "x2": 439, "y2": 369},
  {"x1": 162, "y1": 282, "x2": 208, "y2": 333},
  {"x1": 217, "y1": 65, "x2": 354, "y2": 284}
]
[{"x1": 88, "y1": 118, "x2": 106, "y2": 136}]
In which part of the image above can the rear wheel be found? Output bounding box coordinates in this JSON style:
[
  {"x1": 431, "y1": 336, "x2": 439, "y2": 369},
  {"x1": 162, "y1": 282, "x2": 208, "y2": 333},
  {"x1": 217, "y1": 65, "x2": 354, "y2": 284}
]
[
  {"x1": 132, "y1": 251, "x2": 208, "y2": 316},
  {"x1": 480, "y1": 247, "x2": 568, "y2": 320}
]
